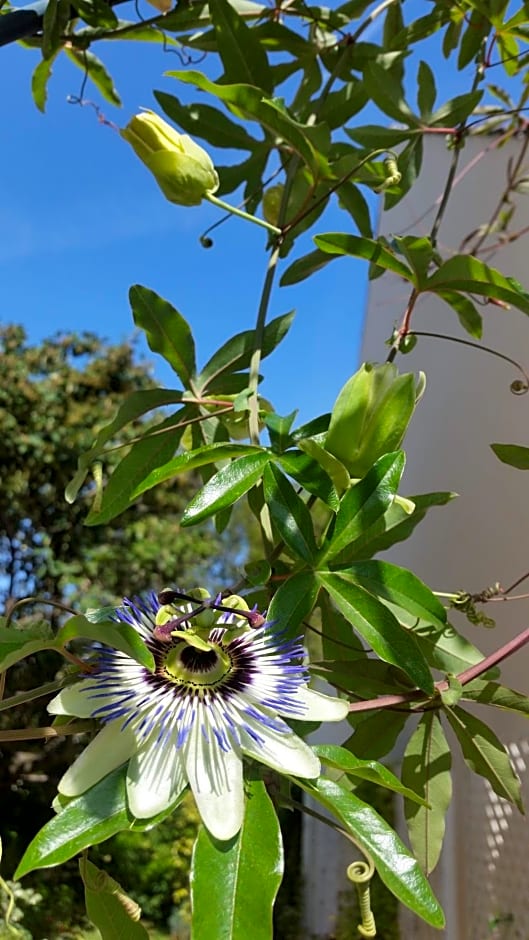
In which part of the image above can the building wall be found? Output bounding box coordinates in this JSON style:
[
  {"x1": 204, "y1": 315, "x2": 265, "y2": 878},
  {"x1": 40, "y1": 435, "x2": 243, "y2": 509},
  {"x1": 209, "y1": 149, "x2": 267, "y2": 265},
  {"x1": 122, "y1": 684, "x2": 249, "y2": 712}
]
[{"x1": 360, "y1": 136, "x2": 529, "y2": 939}]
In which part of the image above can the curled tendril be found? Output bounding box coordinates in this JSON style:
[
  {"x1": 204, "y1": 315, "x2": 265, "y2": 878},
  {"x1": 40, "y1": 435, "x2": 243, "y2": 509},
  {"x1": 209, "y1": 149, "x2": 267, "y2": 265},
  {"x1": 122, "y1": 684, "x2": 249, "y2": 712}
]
[
  {"x1": 408, "y1": 331, "x2": 529, "y2": 394},
  {"x1": 347, "y1": 858, "x2": 376, "y2": 938},
  {"x1": 510, "y1": 378, "x2": 529, "y2": 395}
]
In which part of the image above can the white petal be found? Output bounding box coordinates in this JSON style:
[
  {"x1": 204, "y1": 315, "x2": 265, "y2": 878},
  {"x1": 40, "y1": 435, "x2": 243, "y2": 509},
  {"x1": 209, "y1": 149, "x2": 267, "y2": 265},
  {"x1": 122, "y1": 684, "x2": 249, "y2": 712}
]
[
  {"x1": 241, "y1": 722, "x2": 320, "y2": 779},
  {"x1": 294, "y1": 687, "x2": 349, "y2": 722},
  {"x1": 58, "y1": 722, "x2": 136, "y2": 797},
  {"x1": 48, "y1": 683, "x2": 95, "y2": 718},
  {"x1": 127, "y1": 737, "x2": 186, "y2": 819},
  {"x1": 184, "y1": 720, "x2": 244, "y2": 841}
]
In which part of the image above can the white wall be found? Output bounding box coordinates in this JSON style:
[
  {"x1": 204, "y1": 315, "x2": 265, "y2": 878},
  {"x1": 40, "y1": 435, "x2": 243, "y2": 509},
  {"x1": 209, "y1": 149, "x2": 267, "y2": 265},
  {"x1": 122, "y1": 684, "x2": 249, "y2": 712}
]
[
  {"x1": 361, "y1": 135, "x2": 529, "y2": 939},
  {"x1": 302, "y1": 134, "x2": 529, "y2": 940}
]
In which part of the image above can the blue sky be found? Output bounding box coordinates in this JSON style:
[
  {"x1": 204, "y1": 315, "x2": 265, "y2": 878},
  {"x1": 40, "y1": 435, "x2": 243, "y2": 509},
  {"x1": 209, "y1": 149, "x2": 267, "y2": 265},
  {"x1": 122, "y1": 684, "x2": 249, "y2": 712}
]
[
  {"x1": 1, "y1": 3, "x2": 472, "y2": 424},
  {"x1": 1, "y1": 29, "x2": 375, "y2": 426}
]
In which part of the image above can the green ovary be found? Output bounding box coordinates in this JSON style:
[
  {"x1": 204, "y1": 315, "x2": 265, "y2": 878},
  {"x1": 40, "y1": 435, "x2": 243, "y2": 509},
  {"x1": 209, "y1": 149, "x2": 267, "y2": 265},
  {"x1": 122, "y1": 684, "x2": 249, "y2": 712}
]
[{"x1": 164, "y1": 642, "x2": 231, "y2": 687}]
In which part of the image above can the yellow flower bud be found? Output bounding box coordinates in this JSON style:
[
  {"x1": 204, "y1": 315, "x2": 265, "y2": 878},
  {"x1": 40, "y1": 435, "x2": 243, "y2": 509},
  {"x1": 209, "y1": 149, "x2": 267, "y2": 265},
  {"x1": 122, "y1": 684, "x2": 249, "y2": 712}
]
[{"x1": 121, "y1": 110, "x2": 219, "y2": 207}]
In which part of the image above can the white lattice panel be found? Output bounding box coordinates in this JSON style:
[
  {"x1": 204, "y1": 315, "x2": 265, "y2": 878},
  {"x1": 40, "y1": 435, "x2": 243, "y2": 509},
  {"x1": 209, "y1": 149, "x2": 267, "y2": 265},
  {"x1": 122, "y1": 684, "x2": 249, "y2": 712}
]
[{"x1": 400, "y1": 738, "x2": 529, "y2": 940}]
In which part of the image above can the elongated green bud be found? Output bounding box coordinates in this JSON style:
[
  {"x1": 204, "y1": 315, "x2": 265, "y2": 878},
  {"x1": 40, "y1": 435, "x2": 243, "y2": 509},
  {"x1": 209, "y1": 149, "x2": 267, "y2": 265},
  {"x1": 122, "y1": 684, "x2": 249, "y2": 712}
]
[{"x1": 121, "y1": 110, "x2": 219, "y2": 207}]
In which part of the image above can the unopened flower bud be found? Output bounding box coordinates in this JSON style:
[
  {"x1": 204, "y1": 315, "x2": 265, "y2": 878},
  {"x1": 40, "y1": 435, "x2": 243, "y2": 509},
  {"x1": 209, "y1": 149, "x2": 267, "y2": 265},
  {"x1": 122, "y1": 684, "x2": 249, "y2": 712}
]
[{"x1": 121, "y1": 110, "x2": 219, "y2": 207}]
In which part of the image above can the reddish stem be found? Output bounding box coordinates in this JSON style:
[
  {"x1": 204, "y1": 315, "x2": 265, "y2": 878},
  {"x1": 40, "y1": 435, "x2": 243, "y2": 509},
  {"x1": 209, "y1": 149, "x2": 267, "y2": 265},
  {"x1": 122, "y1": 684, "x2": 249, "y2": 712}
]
[{"x1": 348, "y1": 623, "x2": 529, "y2": 713}]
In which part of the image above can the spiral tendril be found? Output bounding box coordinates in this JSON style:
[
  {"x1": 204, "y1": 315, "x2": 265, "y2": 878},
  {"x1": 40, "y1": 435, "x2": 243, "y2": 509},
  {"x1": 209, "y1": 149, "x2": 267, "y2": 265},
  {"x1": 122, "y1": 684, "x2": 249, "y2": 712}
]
[{"x1": 347, "y1": 860, "x2": 377, "y2": 938}]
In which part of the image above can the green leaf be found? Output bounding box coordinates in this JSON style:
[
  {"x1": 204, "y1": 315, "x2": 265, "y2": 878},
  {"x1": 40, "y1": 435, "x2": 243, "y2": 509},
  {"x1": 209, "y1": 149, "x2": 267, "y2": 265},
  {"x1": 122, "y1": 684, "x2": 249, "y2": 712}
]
[
  {"x1": 363, "y1": 61, "x2": 420, "y2": 126},
  {"x1": 398, "y1": 610, "x2": 488, "y2": 675},
  {"x1": 280, "y1": 249, "x2": 335, "y2": 286},
  {"x1": 16, "y1": 767, "x2": 184, "y2": 878},
  {"x1": 0, "y1": 623, "x2": 55, "y2": 672},
  {"x1": 426, "y1": 255, "x2": 529, "y2": 314},
  {"x1": 313, "y1": 745, "x2": 427, "y2": 804},
  {"x1": 296, "y1": 437, "x2": 350, "y2": 494},
  {"x1": 437, "y1": 289, "x2": 483, "y2": 338},
  {"x1": 335, "y1": 182, "x2": 373, "y2": 238},
  {"x1": 319, "y1": 81, "x2": 368, "y2": 128},
  {"x1": 458, "y1": 8, "x2": 490, "y2": 69},
  {"x1": 342, "y1": 490, "x2": 455, "y2": 558},
  {"x1": 429, "y1": 90, "x2": 483, "y2": 127},
  {"x1": 154, "y1": 91, "x2": 258, "y2": 150},
  {"x1": 129, "y1": 442, "x2": 260, "y2": 499},
  {"x1": 322, "y1": 452, "x2": 405, "y2": 561},
  {"x1": 277, "y1": 451, "x2": 339, "y2": 511},
  {"x1": 263, "y1": 463, "x2": 318, "y2": 563},
  {"x1": 298, "y1": 778, "x2": 444, "y2": 927},
  {"x1": 16, "y1": 769, "x2": 131, "y2": 878},
  {"x1": 314, "y1": 233, "x2": 414, "y2": 280},
  {"x1": 344, "y1": 560, "x2": 447, "y2": 631},
  {"x1": 263, "y1": 411, "x2": 297, "y2": 453},
  {"x1": 129, "y1": 285, "x2": 196, "y2": 387},
  {"x1": 344, "y1": 710, "x2": 409, "y2": 760},
  {"x1": 444, "y1": 705, "x2": 523, "y2": 810},
  {"x1": 198, "y1": 312, "x2": 295, "y2": 388},
  {"x1": 31, "y1": 52, "x2": 59, "y2": 112},
  {"x1": 80, "y1": 858, "x2": 149, "y2": 940},
  {"x1": 266, "y1": 572, "x2": 319, "y2": 640},
  {"x1": 85, "y1": 408, "x2": 189, "y2": 525},
  {"x1": 211, "y1": 0, "x2": 272, "y2": 92},
  {"x1": 166, "y1": 71, "x2": 328, "y2": 180},
  {"x1": 65, "y1": 388, "x2": 184, "y2": 503},
  {"x1": 56, "y1": 614, "x2": 155, "y2": 671},
  {"x1": 190, "y1": 778, "x2": 283, "y2": 940},
  {"x1": 65, "y1": 49, "x2": 121, "y2": 106},
  {"x1": 417, "y1": 60, "x2": 436, "y2": 116},
  {"x1": 463, "y1": 679, "x2": 529, "y2": 718},
  {"x1": 317, "y1": 572, "x2": 433, "y2": 693},
  {"x1": 162, "y1": 0, "x2": 266, "y2": 33},
  {"x1": 181, "y1": 451, "x2": 271, "y2": 525},
  {"x1": 313, "y1": 656, "x2": 411, "y2": 698},
  {"x1": 491, "y1": 443, "x2": 529, "y2": 469},
  {"x1": 346, "y1": 124, "x2": 414, "y2": 149},
  {"x1": 393, "y1": 235, "x2": 434, "y2": 288},
  {"x1": 42, "y1": 0, "x2": 69, "y2": 58},
  {"x1": 402, "y1": 713, "x2": 452, "y2": 875},
  {"x1": 71, "y1": 0, "x2": 118, "y2": 28}
]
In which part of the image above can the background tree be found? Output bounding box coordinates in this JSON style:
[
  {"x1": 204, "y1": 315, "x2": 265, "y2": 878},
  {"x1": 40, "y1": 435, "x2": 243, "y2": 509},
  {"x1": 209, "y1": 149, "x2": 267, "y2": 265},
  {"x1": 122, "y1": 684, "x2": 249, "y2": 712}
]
[
  {"x1": 0, "y1": 324, "x2": 250, "y2": 935},
  {"x1": 0, "y1": 324, "x2": 245, "y2": 616}
]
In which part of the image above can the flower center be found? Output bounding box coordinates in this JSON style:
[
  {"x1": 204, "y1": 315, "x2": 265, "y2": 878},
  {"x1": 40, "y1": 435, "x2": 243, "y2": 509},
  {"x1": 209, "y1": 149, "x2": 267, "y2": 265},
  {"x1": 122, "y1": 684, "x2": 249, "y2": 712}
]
[{"x1": 164, "y1": 641, "x2": 231, "y2": 686}]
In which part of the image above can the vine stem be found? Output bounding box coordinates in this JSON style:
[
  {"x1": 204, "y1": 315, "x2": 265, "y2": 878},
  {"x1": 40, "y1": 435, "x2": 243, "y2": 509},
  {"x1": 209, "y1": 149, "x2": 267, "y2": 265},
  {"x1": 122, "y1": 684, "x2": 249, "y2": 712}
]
[
  {"x1": 385, "y1": 48, "x2": 486, "y2": 363},
  {"x1": 0, "y1": 720, "x2": 94, "y2": 743},
  {"x1": 465, "y1": 125, "x2": 529, "y2": 256},
  {"x1": 348, "y1": 621, "x2": 529, "y2": 713},
  {"x1": 248, "y1": 241, "x2": 282, "y2": 443}
]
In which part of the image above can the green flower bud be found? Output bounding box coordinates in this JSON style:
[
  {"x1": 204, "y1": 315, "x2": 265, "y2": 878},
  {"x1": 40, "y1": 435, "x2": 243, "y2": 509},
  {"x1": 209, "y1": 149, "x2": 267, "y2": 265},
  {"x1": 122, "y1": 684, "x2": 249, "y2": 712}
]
[
  {"x1": 325, "y1": 363, "x2": 424, "y2": 478},
  {"x1": 121, "y1": 110, "x2": 219, "y2": 207}
]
